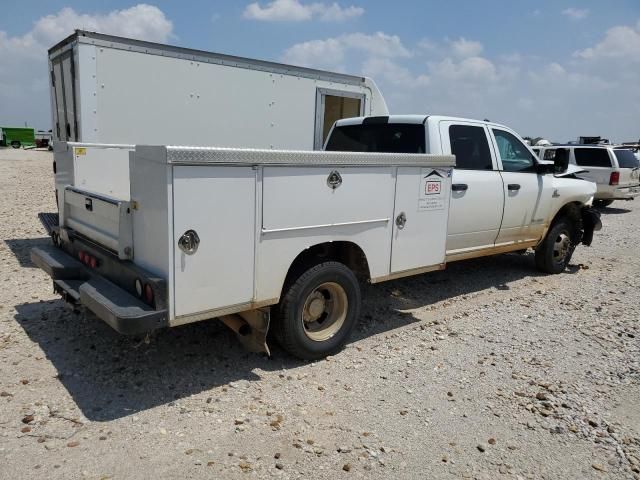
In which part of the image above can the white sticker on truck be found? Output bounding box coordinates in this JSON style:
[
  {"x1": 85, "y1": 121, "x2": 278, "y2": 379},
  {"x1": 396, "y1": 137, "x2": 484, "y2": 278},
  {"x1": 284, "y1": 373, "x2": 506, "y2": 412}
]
[{"x1": 418, "y1": 168, "x2": 449, "y2": 211}]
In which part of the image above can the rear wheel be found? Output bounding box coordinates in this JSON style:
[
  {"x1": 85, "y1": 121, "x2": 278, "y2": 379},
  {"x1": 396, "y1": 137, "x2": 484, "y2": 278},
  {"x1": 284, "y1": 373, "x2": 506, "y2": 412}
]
[
  {"x1": 10, "y1": 141, "x2": 21, "y2": 149},
  {"x1": 593, "y1": 199, "x2": 614, "y2": 208},
  {"x1": 534, "y1": 217, "x2": 577, "y2": 274},
  {"x1": 273, "y1": 261, "x2": 361, "y2": 360}
]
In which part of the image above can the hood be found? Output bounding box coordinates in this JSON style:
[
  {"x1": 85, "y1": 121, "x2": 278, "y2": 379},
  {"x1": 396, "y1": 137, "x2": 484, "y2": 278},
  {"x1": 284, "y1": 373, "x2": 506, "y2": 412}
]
[{"x1": 539, "y1": 161, "x2": 588, "y2": 178}]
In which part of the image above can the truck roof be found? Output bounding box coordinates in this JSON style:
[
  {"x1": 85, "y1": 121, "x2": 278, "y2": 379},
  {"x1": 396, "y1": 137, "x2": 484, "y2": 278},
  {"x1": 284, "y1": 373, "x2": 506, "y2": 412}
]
[
  {"x1": 49, "y1": 30, "x2": 366, "y2": 86},
  {"x1": 334, "y1": 115, "x2": 510, "y2": 130}
]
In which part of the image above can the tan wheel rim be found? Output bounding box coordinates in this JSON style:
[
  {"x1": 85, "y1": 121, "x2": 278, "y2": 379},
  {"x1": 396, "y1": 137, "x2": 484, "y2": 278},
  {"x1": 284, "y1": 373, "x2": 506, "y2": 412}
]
[
  {"x1": 553, "y1": 231, "x2": 571, "y2": 263},
  {"x1": 301, "y1": 282, "x2": 348, "y2": 342}
]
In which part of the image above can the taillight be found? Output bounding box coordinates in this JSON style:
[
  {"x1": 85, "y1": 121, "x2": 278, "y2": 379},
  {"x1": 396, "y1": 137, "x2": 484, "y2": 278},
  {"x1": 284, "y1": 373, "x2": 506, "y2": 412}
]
[
  {"x1": 78, "y1": 251, "x2": 99, "y2": 268},
  {"x1": 609, "y1": 172, "x2": 620, "y2": 185},
  {"x1": 144, "y1": 284, "x2": 154, "y2": 306}
]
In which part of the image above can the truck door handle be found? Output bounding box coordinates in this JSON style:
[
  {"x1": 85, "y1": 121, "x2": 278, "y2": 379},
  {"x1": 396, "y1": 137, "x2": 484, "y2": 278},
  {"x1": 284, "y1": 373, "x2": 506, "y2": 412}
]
[
  {"x1": 508, "y1": 184, "x2": 521, "y2": 191},
  {"x1": 452, "y1": 183, "x2": 468, "y2": 191}
]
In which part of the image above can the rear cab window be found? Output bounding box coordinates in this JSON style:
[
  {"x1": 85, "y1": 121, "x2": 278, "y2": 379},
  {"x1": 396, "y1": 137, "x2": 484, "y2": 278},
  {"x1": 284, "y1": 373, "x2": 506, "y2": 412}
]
[
  {"x1": 448, "y1": 125, "x2": 493, "y2": 170},
  {"x1": 574, "y1": 148, "x2": 612, "y2": 168},
  {"x1": 325, "y1": 124, "x2": 426, "y2": 153},
  {"x1": 614, "y1": 149, "x2": 640, "y2": 169}
]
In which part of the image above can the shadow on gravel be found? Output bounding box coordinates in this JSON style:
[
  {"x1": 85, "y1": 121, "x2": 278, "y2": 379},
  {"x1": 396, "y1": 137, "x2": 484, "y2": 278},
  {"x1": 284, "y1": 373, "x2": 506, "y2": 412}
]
[
  {"x1": 13, "y1": 251, "x2": 573, "y2": 422},
  {"x1": 14, "y1": 300, "x2": 304, "y2": 422},
  {"x1": 596, "y1": 206, "x2": 632, "y2": 215},
  {"x1": 4, "y1": 237, "x2": 51, "y2": 268}
]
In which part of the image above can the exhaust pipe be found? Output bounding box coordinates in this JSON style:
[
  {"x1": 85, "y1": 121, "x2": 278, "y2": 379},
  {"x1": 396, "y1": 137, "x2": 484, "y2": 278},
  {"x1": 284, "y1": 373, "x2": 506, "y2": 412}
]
[{"x1": 219, "y1": 310, "x2": 270, "y2": 355}]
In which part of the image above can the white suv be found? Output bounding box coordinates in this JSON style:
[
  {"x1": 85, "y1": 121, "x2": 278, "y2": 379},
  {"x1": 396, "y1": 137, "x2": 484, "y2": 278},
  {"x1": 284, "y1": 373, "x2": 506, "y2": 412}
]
[{"x1": 535, "y1": 145, "x2": 640, "y2": 207}]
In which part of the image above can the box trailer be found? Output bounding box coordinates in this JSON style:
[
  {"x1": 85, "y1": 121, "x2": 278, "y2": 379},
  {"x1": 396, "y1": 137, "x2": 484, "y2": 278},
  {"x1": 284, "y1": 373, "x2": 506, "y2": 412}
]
[
  {"x1": 33, "y1": 144, "x2": 454, "y2": 359},
  {"x1": 48, "y1": 30, "x2": 388, "y2": 150},
  {"x1": 0, "y1": 127, "x2": 36, "y2": 148}
]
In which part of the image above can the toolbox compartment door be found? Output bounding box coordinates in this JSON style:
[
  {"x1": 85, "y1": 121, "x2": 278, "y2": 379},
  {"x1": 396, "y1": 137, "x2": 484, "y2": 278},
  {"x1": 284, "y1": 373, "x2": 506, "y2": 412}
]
[
  {"x1": 172, "y1": 166, "x2": 256, "y2": 317},
  {"x1": 390, "y1": 167, "x2": 452, "y2": 273}
]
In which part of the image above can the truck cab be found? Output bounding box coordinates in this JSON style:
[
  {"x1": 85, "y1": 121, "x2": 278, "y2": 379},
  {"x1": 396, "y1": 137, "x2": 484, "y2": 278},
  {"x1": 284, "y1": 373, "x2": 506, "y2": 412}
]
[{"x1": 325, "y1": 115, "x2": 601, "y2": 270}]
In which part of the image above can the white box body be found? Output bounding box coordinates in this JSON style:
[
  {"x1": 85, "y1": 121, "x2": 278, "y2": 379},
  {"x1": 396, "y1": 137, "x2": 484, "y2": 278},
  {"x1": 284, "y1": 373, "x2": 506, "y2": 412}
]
[{"x1": 48, "y1": 31, "x2": 388, "y2": 150}]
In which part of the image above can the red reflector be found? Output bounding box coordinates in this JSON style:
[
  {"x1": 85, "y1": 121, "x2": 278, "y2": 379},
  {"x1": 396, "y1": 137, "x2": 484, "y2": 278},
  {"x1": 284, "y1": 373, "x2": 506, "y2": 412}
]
[
  {"x1": 78, "y1": 251, "x2": 85, "y2": 262},
  {"x1": 609, "y1": 171, "x2": 620, "y2": 185},
  {"x1": 89, "y1": 256, "x2": 97, "y2": 269},
  {"x1": 144, "y1": 284, "x2": 154, "y2": 305}
]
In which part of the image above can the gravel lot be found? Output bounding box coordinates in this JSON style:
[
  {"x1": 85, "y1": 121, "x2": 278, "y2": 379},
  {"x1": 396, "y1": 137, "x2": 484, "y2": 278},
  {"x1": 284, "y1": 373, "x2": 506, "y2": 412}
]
[{"x1": 1, "y1": 148, "x2": 639, "y2": 480}]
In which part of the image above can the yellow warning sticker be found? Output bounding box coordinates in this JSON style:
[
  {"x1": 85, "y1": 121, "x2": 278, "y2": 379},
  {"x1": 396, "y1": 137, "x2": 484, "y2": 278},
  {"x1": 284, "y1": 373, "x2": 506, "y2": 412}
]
[{"x1": 75, "y1": 147, "x2": 87, "y2": 156}]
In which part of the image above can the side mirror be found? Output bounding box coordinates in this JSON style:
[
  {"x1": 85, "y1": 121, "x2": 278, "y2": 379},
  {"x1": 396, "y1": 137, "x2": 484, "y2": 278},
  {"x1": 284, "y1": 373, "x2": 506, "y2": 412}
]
[{"x1": 554, "y1": 148, "x2": 570, "y2": 173}]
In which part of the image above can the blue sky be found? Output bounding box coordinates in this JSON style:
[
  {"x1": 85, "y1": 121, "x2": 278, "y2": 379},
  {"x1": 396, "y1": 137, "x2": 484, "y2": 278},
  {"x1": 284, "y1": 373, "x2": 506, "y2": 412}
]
[{"x1": 1, "y1": 1, "x2": 639, "y2": 141}]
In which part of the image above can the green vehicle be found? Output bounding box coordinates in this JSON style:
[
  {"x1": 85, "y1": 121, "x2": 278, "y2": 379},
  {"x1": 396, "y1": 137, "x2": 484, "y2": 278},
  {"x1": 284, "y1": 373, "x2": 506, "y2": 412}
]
[{"x1": 0, "y1": 127, "x2": 36, "y2": 148}]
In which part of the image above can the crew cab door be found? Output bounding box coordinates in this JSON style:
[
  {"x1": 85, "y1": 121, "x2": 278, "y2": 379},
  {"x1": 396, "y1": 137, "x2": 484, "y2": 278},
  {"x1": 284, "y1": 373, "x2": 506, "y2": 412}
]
[
  {"x1": 438, "y1": 121, "x2": 504, "y2": 256},
  {"x1": 490, "y1": 128, "x2": 553, "y2": 245}
]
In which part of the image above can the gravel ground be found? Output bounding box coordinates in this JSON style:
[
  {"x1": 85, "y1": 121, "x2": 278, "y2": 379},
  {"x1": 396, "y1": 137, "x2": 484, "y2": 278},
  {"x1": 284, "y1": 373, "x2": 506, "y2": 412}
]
[{"x1": 1, "y1": 148, "x2": 639, "y2": 480}]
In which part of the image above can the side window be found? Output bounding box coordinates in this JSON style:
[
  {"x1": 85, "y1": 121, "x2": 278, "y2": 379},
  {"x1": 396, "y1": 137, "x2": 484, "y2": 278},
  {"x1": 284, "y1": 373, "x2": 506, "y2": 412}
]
[
  {"x1": 574, "y1": 148, "x2": 613, "y2": 167},
  {"x1": 492, "y1": 129, "x2": 537, "y2": 172},
  {"x1": 449, "y1": 125, "x2": 493, "y2": 170}
]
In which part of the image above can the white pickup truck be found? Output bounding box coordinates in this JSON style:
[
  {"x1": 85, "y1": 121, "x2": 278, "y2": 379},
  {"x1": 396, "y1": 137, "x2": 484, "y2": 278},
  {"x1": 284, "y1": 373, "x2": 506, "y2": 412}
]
[
  {"x1": 325, "y1": 115, "x2": 601, "y2": 271},
  {"x1": 31, "y1": 116, "x2": 601, "y2": 360}
]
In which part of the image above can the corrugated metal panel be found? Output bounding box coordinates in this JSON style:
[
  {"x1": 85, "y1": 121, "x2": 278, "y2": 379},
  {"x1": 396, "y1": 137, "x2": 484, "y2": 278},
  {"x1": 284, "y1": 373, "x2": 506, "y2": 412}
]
[{"x1": 165, "y1": 146, "x2": 456, "y2": 167}]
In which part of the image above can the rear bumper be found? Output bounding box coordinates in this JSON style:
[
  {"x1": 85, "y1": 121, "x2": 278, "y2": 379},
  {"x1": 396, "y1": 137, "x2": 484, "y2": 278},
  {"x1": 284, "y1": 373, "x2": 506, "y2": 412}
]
[
  {"x1": 31, "y1": 245, "x2": 168, "y2": 335},
  {"x1": 596, "y1": 184, "x2": 640, "y2": 200}
]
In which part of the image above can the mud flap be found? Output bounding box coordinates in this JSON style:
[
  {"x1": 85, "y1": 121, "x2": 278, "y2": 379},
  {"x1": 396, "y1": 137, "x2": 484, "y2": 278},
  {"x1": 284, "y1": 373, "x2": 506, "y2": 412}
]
[
  {"x1": 581, "y1": 207, "x2": 602, "y2": 246},
  {"x1": 219, "y1": 309, "x2": 271, "y2": 355}
]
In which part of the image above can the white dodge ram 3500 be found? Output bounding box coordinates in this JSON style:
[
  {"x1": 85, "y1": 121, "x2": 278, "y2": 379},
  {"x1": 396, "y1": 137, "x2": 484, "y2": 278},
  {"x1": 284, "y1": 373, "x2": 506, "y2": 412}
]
[
  {"x1": 31, "y1": 116, "x2": 601, "y2": 360},
  {"x1": 325, "y1": 115, "x2": 602, "y2": 272}
]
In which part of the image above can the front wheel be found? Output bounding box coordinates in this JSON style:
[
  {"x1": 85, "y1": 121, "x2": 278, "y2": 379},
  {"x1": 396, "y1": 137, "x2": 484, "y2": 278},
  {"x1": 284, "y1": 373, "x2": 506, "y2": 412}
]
[
  {"x1": 534, "y1": 218, "x2": 577, "y2": 274},
  {"x1": 273, "y1": 261, "x2": 361, "y2": 360}
]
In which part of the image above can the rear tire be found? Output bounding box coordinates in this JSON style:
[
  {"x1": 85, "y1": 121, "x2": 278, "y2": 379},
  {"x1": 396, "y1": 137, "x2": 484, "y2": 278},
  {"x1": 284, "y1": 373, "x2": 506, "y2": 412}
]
[
  {"x1": 594, "y1": 199, "x2": 614, "y2": 208},
  {"x1": 273, "y1": 261, "x2": 361, "y2": 360},
  {"x1": 534, "y1": 217, "x2": 577, "y2": 274},
  {"x1": 10, "y1": 141, "x2": 21, "y2": 149}
]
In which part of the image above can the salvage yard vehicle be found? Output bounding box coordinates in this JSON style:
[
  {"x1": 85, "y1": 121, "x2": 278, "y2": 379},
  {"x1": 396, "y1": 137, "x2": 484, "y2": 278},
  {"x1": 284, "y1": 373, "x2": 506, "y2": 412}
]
[
  {"x1": 33, "y1": 144, "x2": 455, "y2": 360},
  {"x1": 534, "y1": 145, "x2": 640, "y2": 207},
  {"x1": 32, "y1": 116, "x2": 602, "y2": 360},
  {"x1": 0, "y1": 127, "x2": 36, "y2": 148},
  {"x1": 48, "y1": 30, "x2": 387, "y2": 150},
  {"x1": 325, "y1": 115, "x2": 602, "y2": 272}
]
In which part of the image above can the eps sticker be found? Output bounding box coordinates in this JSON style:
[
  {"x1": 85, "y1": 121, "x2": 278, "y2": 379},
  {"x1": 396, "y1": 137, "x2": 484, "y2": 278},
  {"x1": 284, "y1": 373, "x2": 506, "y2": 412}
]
[{"x1": 418, "y1": 168, "x2": 449, "y2": 211}]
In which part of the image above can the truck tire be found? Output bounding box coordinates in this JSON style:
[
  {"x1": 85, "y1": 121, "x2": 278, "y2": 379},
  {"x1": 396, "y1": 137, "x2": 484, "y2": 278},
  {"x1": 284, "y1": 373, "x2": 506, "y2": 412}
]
[
  {"x1": 534, "y1": 217, "x2": 577, "y2": 274},
  {"x1": 593, "y1": 199, "x2": 614, "y2": 208},
  {"x1": 10, "y1": 141, "x2": 21, "y2": 149},
  {"x1": 273, "y1": 261, "x2": 361, "y2": 360}
]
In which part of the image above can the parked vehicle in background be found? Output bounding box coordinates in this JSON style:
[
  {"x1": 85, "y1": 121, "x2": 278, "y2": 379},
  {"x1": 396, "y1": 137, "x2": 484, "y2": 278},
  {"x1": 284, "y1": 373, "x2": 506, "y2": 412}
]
[
  {"x1": 49, "y1": 30, "x2": 388, "y2": 150},
  {"x1": 0, "y1": 127, "x2": 35, "y2": 148},
  {"x1": 535, "y1": 145, "x2": 640, "y2": 207},
  {"x1": 325, "y1": 115, "x2": 601, "y2": 272}
]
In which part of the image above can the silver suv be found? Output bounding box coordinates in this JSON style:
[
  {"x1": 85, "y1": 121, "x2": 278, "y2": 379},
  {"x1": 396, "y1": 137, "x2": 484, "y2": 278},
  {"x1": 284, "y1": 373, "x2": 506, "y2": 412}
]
[{"x1": 534, "y1": 145, "x2": 640, "y2": 207}]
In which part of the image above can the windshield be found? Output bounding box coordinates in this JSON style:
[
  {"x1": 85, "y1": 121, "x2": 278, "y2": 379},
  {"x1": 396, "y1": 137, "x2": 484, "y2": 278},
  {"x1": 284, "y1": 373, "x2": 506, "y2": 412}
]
[
  {"x1": 325, "y1": 124, "x2": 426, "y2": 153},
  {"x1": 614, "y1": 149, "x2": 640, "y2": 169}
]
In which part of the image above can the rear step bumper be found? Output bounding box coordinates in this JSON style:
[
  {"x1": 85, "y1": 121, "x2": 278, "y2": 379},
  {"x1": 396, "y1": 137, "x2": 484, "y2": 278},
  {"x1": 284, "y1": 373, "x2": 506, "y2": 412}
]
[
  {"x1": 37, "y1": 212, "x2": 59, "y2": 235},
  {"x1": 31, "y1": 245, "x2": 168, "y2": 335}
]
